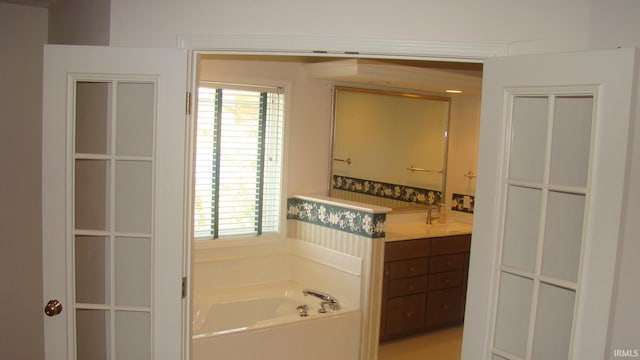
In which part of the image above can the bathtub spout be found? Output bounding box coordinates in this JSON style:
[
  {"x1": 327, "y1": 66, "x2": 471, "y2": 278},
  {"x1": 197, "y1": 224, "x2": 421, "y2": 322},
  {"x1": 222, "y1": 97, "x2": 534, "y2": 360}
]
[{"x1": 302, "y1": 289, "x2": 341, "y2": 311}]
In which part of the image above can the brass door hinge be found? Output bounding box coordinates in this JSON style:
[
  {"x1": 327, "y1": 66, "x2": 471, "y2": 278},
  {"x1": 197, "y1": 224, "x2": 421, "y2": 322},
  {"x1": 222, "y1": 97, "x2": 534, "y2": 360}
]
[{"x1": 186, "y1": 91, "x2": 192, "y2": 115}]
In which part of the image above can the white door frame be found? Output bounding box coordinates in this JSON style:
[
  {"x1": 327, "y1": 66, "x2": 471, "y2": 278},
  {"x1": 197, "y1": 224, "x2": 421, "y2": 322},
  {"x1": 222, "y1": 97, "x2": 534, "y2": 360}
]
[{"x1": 178, "y1": 34, "x2": 504, "y2": 360}]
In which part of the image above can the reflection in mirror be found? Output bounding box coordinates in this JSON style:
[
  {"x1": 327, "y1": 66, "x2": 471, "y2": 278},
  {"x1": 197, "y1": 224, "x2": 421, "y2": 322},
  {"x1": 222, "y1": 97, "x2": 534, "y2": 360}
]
[{"x1": 330, "y1": 86, "x2": 450, "y2": 210}]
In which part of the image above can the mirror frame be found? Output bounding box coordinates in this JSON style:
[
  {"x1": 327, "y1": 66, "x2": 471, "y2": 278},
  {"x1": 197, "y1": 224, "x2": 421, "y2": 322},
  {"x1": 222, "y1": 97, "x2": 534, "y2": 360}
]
[{"x1": 328, "y1": 85, "x2": 451, "y2": 211}]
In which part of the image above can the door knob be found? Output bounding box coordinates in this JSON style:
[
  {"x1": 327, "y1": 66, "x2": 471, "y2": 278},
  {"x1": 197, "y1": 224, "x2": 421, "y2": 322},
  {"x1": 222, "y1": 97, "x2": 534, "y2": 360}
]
[{"x1": 44, "y1": 299, "x2": 63, "y2": 317}]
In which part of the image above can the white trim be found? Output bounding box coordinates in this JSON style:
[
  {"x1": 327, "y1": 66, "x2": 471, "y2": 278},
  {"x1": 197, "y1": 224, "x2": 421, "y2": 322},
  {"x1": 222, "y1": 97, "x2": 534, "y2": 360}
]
[{"x1": 177, "y1": 34, "x2": 507, "y2": 62}]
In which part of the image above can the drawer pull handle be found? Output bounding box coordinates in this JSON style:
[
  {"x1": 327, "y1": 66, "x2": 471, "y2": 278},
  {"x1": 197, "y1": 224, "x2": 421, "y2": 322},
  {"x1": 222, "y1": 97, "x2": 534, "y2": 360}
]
[
  {"x1": 409, "y1": 266, "x2": 415, "y2": 272},
  {"x1": 445, "y1": 279, "x2": 451, "y2": 284},
  {"x1": 446, "y1": 261, "x2": 453, "y2": 267},
  {"x1": 442, "y1": 305, "x2": 449, "y2": 311},
  {"x1": 406, "y1": 312, "x2": 412, "y2": 318},
  {"x1": 408, "y1": 285, "x2": 414, "y2": 290}
]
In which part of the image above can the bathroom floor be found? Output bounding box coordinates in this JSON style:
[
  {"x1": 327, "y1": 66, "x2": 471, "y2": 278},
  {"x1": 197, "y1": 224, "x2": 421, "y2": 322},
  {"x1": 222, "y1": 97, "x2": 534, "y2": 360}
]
[{"x1": 378, "y1": 326, "x2": 463, "y2": 360}]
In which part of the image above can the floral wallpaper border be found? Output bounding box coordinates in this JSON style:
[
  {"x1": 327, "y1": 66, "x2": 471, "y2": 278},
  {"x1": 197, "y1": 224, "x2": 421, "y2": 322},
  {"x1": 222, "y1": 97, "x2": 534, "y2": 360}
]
[
  {"x1": 451, "y1": 193, "x2": 475, "y2": 214},
  {"x1": 287, "y1": 197, "x2": 386, "y2": 238},
  {"x1": 332, "y1": 175, "x2": 442, "y2": 205}
]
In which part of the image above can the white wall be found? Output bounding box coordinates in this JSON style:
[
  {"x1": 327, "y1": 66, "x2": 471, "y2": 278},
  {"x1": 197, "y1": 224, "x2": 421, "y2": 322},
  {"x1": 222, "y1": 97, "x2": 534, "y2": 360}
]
[
  {"x1": 109, "y1": 0, "x2": 596, "y2": 54},
  {"x1": 0, "y1": 3, "x2": 48, "y2": 359},
  {"x1": 588, "y1": 0, "x2": 640, "y2": 50}
]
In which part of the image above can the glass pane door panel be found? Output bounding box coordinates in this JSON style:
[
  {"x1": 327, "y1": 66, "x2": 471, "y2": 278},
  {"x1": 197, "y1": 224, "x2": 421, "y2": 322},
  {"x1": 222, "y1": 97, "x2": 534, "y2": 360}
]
[
  {"x1": 541, "y1": 191, "x2": 585, "y2": 282},
  {"x1": 115, "y1": 161, "x2": 152, "y2": 233},
  {"x1": 115, "y1": 311, "x2": 151, "y2": 360},
  {"x1": 115, "y1": 237, "x2": 151, "y2": 307},
  {"x1": 549, "y1": 96, "x2": 593, "y2": 187},
  {"x1": 494, "y1": 272, "x2": 533, "y2": 358},
  {"x1": 508, "y1": 96, "x2": 548, "y2": 182},
  {"x1": 75, "y1": 160, "x2": 110, "y2": 231},
  {"x1": 75, "y1": 81, "x2": 110, "y2": 155},
  {"x1": 116, "y1": 83, "x2": 155, "y2": 157},
  {"x1": 532, "y1": 283, "x2": 576, "y2": 360},
  {"x1": 76, "y1": 309, "x2": 109, "y2": 360},
  {"x1": 502, "y1": 185, "x2": 541, "y2": 272},
  {"x1": 75, "y1": 236, "x2": 110, "y2": 304}
]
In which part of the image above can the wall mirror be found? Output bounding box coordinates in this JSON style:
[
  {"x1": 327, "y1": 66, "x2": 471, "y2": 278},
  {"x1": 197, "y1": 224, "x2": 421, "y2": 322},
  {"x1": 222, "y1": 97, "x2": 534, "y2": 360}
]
[{"x1": 330, "y1": 86, "x2": 450, "y2": 210}]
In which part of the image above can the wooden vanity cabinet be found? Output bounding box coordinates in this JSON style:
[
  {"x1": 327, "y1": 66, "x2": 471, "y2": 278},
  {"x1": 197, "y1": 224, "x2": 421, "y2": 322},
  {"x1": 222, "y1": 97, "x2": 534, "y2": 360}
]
[{"x1": 380, "y1": 234, "x2": 471, "y2": 341}]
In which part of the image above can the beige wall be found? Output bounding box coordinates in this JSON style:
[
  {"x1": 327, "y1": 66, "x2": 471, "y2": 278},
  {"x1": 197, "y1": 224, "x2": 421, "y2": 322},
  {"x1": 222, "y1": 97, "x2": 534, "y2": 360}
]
[
  {"x1": 0, "y1": 3, "x2": 48, "y2": 359},
  {"x1": 446, "y1": 95, "x2": 481, "y2": 223}
]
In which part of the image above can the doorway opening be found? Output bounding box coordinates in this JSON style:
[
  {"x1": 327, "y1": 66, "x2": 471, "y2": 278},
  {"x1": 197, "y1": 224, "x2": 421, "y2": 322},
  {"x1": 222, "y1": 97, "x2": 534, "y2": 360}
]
[{"x1": 188, "y1": 51, "x2": 483, "y2": 360}]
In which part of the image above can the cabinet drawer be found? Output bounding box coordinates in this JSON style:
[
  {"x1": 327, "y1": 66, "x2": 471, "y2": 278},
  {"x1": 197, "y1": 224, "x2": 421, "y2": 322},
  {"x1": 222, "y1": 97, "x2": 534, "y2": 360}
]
[
  {"x1": 425, "y1": 287, "x2": 462, "y2": 329},
  {"x1": 385, "y1": 239, "x2": 430, "y2": 261},
  {"x1": 385, "y1": 294, "x2": 426, "y2": 337},
  {"x1": 430, "y1": 235, "x2": 471, "y2": 255},
  {"x1": 388, "y1": 276, "x2": 427, "y2": 297},
  {"x1": 428, "y1": 271, "x2": 463, "y2": 291},
  {"x1": 429, "y1": 254, "x2": 465, "y2": 273},
  {"x1": 389, "y1": 258, "x2": 429, "y2": 279}
]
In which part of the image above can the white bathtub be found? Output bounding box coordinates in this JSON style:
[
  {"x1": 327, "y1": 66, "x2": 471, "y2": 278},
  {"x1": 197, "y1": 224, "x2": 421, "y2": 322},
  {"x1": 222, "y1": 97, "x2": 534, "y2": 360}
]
[{"x1": 192, "y1": 283, "x2": 361, "y2": 360}]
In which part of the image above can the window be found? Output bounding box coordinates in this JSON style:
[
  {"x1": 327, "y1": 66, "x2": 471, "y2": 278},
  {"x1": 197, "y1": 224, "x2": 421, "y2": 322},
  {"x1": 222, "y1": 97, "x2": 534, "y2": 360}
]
[{"x1": 193, "y1": 82, "x2": 285, "y2": 239}]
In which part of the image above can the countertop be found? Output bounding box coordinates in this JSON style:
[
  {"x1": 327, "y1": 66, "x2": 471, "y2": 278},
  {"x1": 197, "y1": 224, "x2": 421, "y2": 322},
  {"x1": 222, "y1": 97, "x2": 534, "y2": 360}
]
[{"x1": 384, "y1": 221, "x2": 473, "y2": 242}]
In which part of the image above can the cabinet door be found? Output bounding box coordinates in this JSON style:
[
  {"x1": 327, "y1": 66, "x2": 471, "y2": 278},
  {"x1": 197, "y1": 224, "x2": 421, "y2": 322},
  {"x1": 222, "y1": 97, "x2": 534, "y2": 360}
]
[
  {"x1": 388, "y1": 276, "x2": 428, "y2": 297},
  {"x1": 389, "y1": 258, "x2": 429, "y2": 278},
  {"x1": 385, "y1": 294, "x2": 426, "y2": 338},
  {"x1": 425, "y1": 287, "x2": 462, "y2": 329}
]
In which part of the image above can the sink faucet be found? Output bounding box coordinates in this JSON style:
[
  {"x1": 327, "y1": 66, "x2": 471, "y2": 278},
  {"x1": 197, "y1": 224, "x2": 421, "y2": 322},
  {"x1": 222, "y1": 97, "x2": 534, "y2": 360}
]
[
  {"x1": 302, "y1": 289, "x2": 341, "y2": 311},
  {"x1": 426, "y1": 204, "x2": 439, "y2": 225}
]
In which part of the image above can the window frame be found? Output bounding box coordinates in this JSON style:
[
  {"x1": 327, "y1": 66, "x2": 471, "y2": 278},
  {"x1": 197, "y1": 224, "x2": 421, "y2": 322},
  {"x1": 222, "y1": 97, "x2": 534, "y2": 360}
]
[{"x1": 190, "y1": 77, "x2": 291, "y2": 247}]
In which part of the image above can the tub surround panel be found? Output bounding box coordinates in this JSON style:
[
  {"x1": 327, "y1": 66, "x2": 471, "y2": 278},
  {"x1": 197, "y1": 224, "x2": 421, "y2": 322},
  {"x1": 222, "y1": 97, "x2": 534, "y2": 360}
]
[
  {"x1": 192, "y1": 309, "x2": 360, "y2": 360},
  {"x1": 293, "y1": 238, "x2": 362, "y2": 276},
  {"x1": 292, "y1": 255, "x2": 362, "y2": 310},
  {"x1": 192, "y1": 239, "x2": 289, "y2": 263},
  {"x1": 193, "y1": 254, "x2": 291, "y2": 293},
  {"x1": 192, "y1": 282, "x2": 361, "y2": 360}
]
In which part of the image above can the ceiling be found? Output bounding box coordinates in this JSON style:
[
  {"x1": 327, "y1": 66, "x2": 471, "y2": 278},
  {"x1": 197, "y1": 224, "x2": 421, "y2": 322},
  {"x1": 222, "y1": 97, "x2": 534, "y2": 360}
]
[
  {"x1": 202, "y1": 54, "x2": 483, "y2": 96},
  {"x1": 305, "y1": 58, "x2": 482, "y2": 95}
]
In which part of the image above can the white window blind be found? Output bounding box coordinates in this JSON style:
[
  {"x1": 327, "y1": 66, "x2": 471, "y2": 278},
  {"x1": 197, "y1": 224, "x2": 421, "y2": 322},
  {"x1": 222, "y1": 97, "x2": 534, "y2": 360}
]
[{"x1": 193, "y1": 83, "x2": 284, "y2": 239}]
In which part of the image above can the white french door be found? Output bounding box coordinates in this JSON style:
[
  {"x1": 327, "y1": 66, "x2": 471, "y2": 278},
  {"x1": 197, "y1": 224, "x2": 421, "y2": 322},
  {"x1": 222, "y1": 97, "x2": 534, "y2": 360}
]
[
  {"x1": 462, "y1": 48, "x2": 638, "y2": 360},
  {"x1": 42, "y1": 45, "x2": 188, "y2": 359}
]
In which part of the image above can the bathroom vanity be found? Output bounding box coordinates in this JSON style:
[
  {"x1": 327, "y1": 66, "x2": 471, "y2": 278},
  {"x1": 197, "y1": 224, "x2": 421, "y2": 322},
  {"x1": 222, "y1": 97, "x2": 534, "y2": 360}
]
[{"x1": 380, "y1": 222, "x2": 472, "y2": 341}]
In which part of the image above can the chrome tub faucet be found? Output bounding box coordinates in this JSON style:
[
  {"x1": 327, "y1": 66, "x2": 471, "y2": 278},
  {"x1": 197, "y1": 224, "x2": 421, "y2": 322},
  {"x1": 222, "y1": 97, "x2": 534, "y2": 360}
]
[{"x1": 302, "y1": 289, "x2": 341, "y2": 312}]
